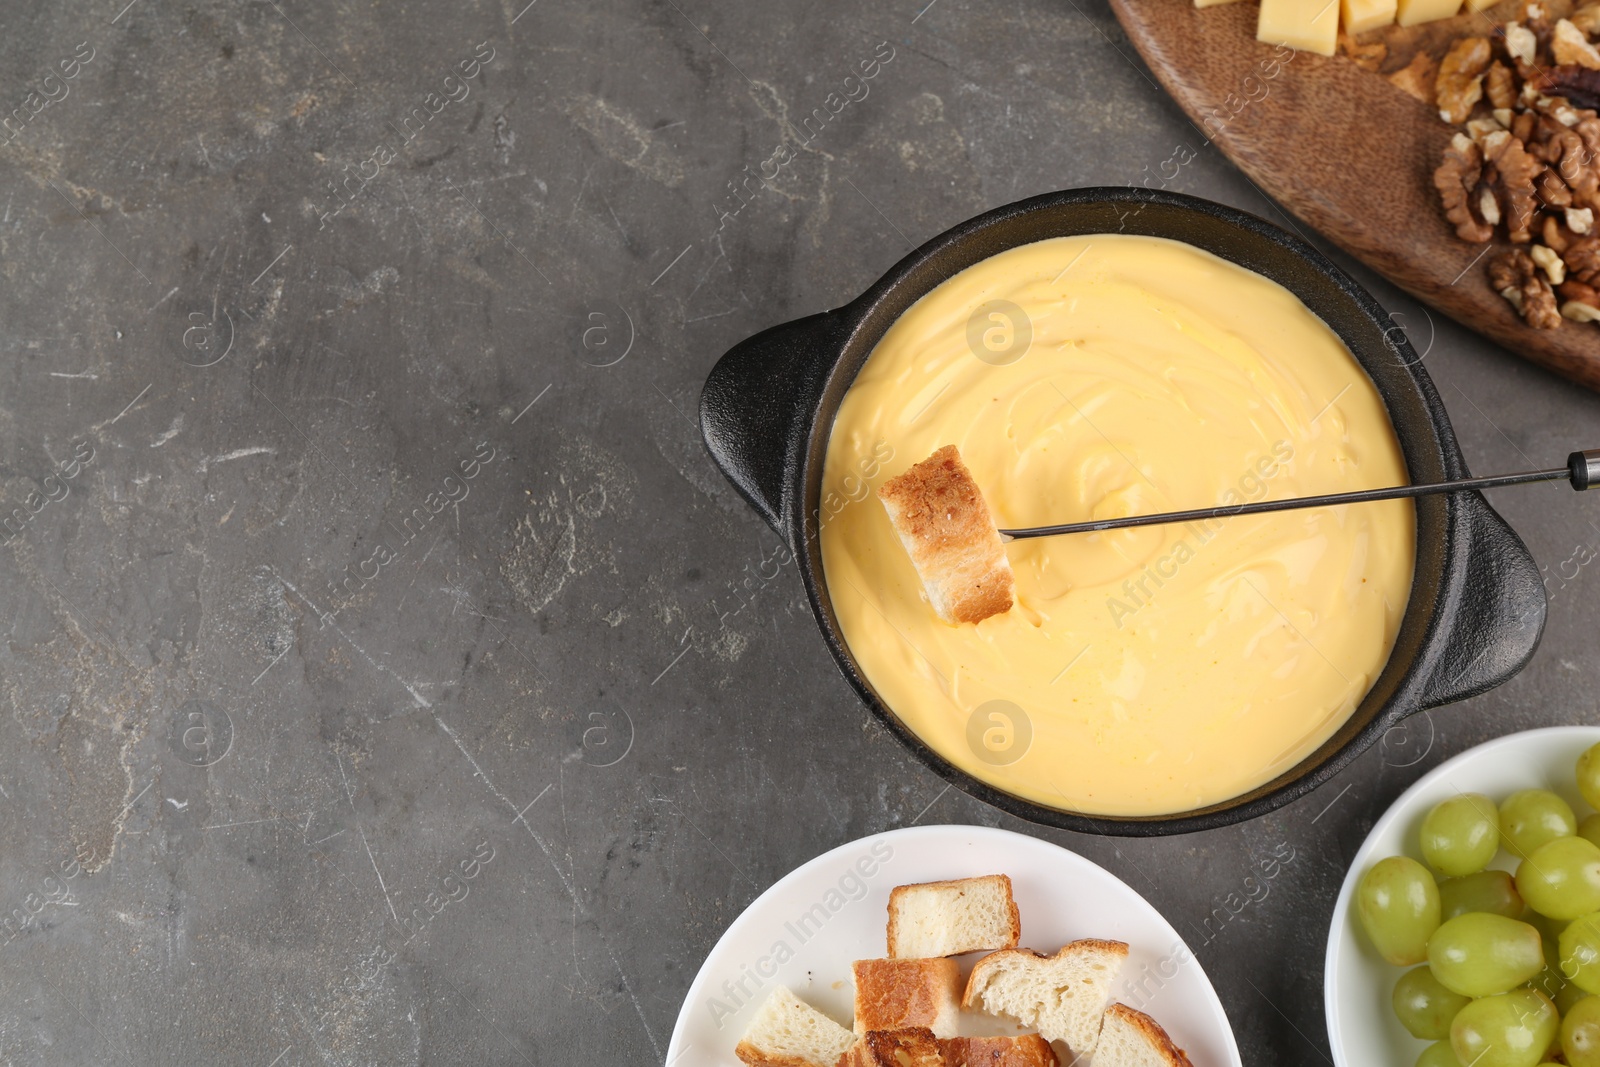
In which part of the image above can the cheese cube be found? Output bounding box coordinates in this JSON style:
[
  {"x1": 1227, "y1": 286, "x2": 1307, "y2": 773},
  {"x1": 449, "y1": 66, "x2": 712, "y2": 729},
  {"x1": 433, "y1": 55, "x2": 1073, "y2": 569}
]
[
  {"x1": 1342, "y1": 0, "x2": 1397, "y2": 32},
  {"x1": 1396, "y1": 0, "x2": 1464, "y2": 26},
  {"x1": 1258, "y1": 0, "x2": 1341, "y2": 55}
]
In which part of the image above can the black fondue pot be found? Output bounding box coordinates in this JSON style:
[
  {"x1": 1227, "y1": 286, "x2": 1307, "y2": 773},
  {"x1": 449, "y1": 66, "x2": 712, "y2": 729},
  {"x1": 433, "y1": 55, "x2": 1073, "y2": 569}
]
[{"x1": 699, "y1": 187, "x2": 1547, "y2": 836}]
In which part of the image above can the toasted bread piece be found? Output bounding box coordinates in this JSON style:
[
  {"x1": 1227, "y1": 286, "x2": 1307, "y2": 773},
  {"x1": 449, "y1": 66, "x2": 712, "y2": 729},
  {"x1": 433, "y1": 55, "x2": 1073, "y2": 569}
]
[
  {"x1": 939, "y1": 1035, "x2": 1058, "y2": 1067},
  {"x1": 838, "y1": 1030, "x2": 1058, "y2": 1067},
  {"x1": 1094, "y1": 1003, "x2": 1195, "y2": 1067},
  {"x1": 852, "y1": 958, "x2": 961, "y2": 1036},
  {"x1": 736, "y1": 986, "x2": 858, "y2": 1067},
  {"x1": 836, "y1": 1028, "x2": 946, "y2": 1067},
  {"x1": 887, "y1": 875, "x2": 1021, "y2": 959},
  {"x1": 962, "y1": 940, "x2": 1129, "y2": 1056},
  {"x1": 877, "y1": 446, "x2": 1015, "y2": 625}
]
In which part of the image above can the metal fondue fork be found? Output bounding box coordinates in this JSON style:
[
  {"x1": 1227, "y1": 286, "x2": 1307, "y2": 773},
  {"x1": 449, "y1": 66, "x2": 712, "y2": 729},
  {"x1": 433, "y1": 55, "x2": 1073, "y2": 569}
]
[{"x1": 997, "y1": 449, "x2": 1600, "y2": 541}]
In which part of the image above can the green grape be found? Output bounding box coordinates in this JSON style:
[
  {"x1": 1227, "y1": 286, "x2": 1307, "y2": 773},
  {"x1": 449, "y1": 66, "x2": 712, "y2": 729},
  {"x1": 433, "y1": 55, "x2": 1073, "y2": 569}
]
[
  {"x1": 1417, "y1": 1040, "x2": 1464, "y2": 1067},
  {"x1": 1359, "y1": 855, "x2": 1441, "y2": 965},
  {"x1": 1528, "y1": 964, "x2": 1586, "y2": 1014},
  {"x1": 1523, "y1": 902, "x2": 1561, "y2": 940},
  {"x1": 1428, "y1": 913, "x2": 1545, "y2": 996},
  {"x1": 1517, "y1": 836, "x2": 1600, "y2": 920},
  {"x1": 1561, "y1": 913, "x2": 1600, "y2": 993},
  {"x1": 1565, "y1": 995, "x2": 1600, "y2": 1067},
  {"x1": 1529, "y1": 964, "x2": 1564, "y2": 1000},
  {"x1": 1581, "y1": 813, "x2": 1600, "y2": 850},
  {"x1": 1440, "y1": 870, "x2": 1524, "y2": 921},
  {"x1": 1564, "y1": 980, "x2": 1593, "y2": 1014},
  {"x1": 1579, "y1": 743, "x2": 1600, "y2": 811},
  {"x1": 1526, "y1": 909, "x2": 1566, "y2": 953},
  {"x1": 1451, "y1": 989, "x2": 1559, "y2": 1067},
  {"x1": 1502, "y1": 791, "x2": 1578, "y2": 860},
  {"x1": 1424, "y1": 794, "x2": 1502, "y2": 876},
  {"x1": 1394, "y1": 965, "x2": 1472, "y2": 1039}
]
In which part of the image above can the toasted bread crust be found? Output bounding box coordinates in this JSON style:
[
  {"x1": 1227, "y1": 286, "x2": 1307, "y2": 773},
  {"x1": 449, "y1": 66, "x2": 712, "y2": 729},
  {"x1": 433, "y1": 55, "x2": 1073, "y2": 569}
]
[
  {"x1": 877, "y1": 446, "x2": 1014, "y2": 625},
  {"x1": 836, "y1": 1028, "x2": 946, "y2": 1067},
  {"x1": 885, "y1": 874, "x2": 1021, "y2": 958},
  {"x1": 737, "y1": 1041, "x2": 828, "y2": 1067},
  {"x1": 940, "y1": 1035, "x2": 1058, "y2": 1067},
  {"x1": 1102, "y1": 1004, "x2": 1195, "y2": 1067},
  {"x1": 835, "y1": 1043, "x2": 870, "y2": 1067},
  {"x1": 837, "y1": 1030, "x2": 1058, "y2": 1067},
  {"x1": 852, "y1": 958, "x2": 960, "y2": 1034},
  {"x1": 961, "y1": 939, "x2": 1131, "y2": 1008}
]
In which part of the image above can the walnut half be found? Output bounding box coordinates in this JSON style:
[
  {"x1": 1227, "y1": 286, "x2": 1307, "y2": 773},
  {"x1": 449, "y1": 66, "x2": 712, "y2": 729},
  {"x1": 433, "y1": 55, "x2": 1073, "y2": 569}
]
[
  {"x1": 1490, "y1": 249, "x2": 1564, "y2": 327},
  {"x1": 1559, "y1": 279, "x2": 1600, "y2": 318},
  {"x1": 1505, "y1": 21, "x2": 1539, "y2": 67},
  {"x1": 1487, "y1": 61, "x2": 1519, "y2": 111},
  {"x1": 1435, "y1": 134, "x2": 1495, "y2": 242},
  {"x1": 1564, "y1": 235, "x2": 1600, "y2": 283},
  {"x1": 1438, "y1": 37, "x2": 1493, "y2": 124},
  {"x1": 1532, "y1": 242, "x2": 1568, "y2": 282},
  {"x1": 1481, "y1": 129, "x2": 1546, "y2": 243},
  {"x1": 1391, "y1": 52, "x2": 1441, "y2": 106},
  {"x1": 1555, "y1": 19, "x2": 1600, "y2": 69},
  {"x1": 1575, "y1": 2, "x2": 1600, "y2": 36}
]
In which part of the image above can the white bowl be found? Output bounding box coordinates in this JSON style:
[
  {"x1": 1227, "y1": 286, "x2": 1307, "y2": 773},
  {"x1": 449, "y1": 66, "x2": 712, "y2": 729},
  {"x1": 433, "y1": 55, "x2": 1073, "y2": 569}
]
[
  {"x1": 666, "y1": 824, "x2": 1241, "y2": 1066},
  {"x1": 1325, "y1": 726, "x2": 1600, "y2": 1065}
]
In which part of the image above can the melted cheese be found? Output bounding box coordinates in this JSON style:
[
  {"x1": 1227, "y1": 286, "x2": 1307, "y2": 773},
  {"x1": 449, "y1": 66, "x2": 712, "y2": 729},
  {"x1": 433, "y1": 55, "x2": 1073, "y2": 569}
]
[{"x1": 819, "y1": 235, "x2": 1415, "y2": 817}]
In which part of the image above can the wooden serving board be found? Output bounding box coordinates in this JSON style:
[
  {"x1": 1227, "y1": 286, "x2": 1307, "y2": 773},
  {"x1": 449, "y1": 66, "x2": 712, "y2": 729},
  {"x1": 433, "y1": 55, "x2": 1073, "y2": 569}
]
[{"x1": 1109, "y1": 0, "x2": 1600, "y2": 393}]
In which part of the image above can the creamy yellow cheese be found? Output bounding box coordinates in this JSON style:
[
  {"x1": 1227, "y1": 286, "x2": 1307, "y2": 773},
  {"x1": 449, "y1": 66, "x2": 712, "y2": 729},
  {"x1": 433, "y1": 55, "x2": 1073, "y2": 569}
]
[
  {"x1": 1258, "y1": 0, "x2": 1340, "y2": 55},
  {"x1": 1396, "y1": 0, "x2": 1464, "y2": 26},
  {"x1": 1342, "y1": 0, "x2": 1397, "y2": 33},
  {"x1": 819, "y1": 235, "x2": 1415, "y2": 817}
]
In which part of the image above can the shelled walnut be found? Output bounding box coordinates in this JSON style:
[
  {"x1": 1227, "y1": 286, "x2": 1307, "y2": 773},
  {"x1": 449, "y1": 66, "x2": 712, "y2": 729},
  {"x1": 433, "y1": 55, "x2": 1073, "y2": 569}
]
[
  {"x1": 1565, "y1": 235, "x2": 1600, "y2": 283},
  {"x1": 1575, "y1": 2, "x2": 1600, "y2": 36},
  {"x1": 1438, "y1": 38, "x2": 1492, "y2": 123},
  {"x1": 1430, "y1": 3, "x2": 1600, "y2": 330},
  {"x1": 1560, "y1": 278, "x2": 1600, "y2": 319},
  {"x1": 1490, "y1": 249, "x2": 1563, "y2": 328},
  {"x1": 1487, "y1": 61, "x2": 1518, "y2": 112},
  {"x1": 1435, "y1": 134, "x2": 1494, "y2": 241},
  {"x1": 1391, "y1": 52, "x2": 1440, "y2": 105},
  {"x1": 1555, "y1": 19, "x2": 1600, "y2": 68}
]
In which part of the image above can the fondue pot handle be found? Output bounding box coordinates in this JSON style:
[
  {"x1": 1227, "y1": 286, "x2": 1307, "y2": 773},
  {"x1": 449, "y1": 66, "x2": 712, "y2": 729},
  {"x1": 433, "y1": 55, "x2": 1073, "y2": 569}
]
[
  {"x1": 1413, "y1": 491, "x2": 1548, "y2": 711},
  {"x1": 700, "y1": 310, "x2": 846, "y2": 539}
]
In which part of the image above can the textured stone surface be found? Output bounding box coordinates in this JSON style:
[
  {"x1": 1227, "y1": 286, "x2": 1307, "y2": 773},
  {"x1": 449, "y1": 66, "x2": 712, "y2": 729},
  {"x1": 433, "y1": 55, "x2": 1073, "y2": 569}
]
[{"x1": 1, "y1": 0, "x2": 1597, "y2": 1063}]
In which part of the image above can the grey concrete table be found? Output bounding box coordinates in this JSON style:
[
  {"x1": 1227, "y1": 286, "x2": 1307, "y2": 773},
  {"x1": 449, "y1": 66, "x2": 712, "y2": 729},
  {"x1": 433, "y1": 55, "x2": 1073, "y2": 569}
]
[{"x1": 1, "y1": 0, "x2": 1596, "y2": 1063}]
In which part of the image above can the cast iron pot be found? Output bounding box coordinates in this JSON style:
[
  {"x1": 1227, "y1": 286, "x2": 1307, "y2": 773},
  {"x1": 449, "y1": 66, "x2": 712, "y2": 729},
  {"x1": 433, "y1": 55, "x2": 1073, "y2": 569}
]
[{"x1": 699, "y1": 187, "x2": 1547, "y2": 836}]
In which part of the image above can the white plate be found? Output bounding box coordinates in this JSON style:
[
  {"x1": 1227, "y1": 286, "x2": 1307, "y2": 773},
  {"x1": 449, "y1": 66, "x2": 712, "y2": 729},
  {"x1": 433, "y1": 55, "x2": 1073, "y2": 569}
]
[
  {"x1": 666, "y1": 824, "x2": 1241, "y2": 1066},
  {"x1": 1325, "y1": 726, "x2": 1600, "y2": 1065}
]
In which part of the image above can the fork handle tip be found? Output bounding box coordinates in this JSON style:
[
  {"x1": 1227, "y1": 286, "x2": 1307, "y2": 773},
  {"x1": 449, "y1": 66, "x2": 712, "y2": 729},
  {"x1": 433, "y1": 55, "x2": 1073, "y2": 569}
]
[{"x1": 1568, "y1": 449, "x2": 1600, "y2": 491}]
